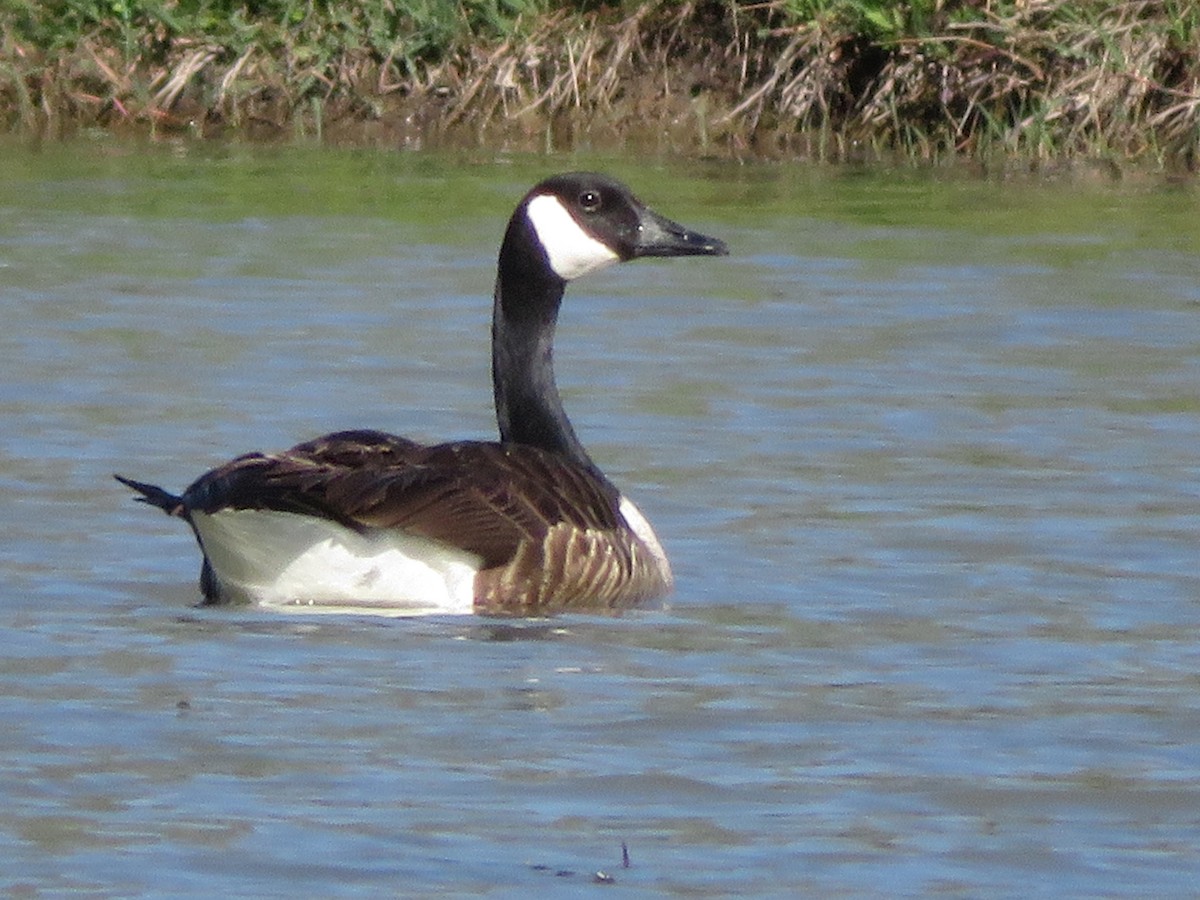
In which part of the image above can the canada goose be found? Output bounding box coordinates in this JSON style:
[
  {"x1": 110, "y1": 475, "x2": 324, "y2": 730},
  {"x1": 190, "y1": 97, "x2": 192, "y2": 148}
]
[{"x1": 117, "y1": 172, "x2": 727, "y2": 615}]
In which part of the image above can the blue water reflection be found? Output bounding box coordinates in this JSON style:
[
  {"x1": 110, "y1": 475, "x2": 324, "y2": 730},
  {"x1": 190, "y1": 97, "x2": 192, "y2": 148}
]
[{"x1": 1, "y1": 145, "x2": 1198, "y2": 895}]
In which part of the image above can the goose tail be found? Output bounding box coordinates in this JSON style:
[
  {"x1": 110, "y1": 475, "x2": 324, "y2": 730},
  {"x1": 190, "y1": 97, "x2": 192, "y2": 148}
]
[{"x1": 114, "y1": 475, "x2": 187, "y2": 518}]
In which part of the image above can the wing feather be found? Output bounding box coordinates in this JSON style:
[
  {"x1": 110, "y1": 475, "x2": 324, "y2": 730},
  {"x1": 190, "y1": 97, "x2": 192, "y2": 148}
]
[
  {"x1": 164, "y1": 429, "x2": 670, "y2": 610},
  {"x1": 180, "y1": 431, "x2": 624, "y2": 571}
]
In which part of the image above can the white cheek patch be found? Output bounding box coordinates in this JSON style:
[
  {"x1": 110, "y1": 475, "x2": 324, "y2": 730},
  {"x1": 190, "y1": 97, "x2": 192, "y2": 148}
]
[{"x1": 526, "y1": 193, "x2": 620, "y2": 280}]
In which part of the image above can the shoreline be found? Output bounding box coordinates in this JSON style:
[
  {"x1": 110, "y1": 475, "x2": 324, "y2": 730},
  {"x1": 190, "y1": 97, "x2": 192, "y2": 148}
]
[{"x1": 3, "y1": 1, "x2": 1198, "y2": 169}]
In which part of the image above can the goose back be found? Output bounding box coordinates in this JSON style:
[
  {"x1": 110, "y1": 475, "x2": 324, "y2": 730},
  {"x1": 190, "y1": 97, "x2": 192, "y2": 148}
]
[{"x1": 167, "y1": 429, "x2": 672, "y2": 613}]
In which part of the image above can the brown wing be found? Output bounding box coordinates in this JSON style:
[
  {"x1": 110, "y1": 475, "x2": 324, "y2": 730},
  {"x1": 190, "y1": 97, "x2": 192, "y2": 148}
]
[{"x1": 180, "y1": 429, "x2": 624, "y2": 571}]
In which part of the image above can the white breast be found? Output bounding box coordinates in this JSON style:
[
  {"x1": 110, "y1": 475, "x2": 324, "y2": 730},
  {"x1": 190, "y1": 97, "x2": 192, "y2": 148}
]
[
  {"x1": 191, "y1": 509, "x2": 481, "y2": 616},
  {"x1": 618, "y1": 495, "x2": 673, "y2": 588}
]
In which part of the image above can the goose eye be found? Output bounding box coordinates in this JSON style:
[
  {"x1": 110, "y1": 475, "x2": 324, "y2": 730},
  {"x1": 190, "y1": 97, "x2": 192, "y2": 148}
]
[{"x1": 578, "y1": 190, "x2": 601, "y2": 213}]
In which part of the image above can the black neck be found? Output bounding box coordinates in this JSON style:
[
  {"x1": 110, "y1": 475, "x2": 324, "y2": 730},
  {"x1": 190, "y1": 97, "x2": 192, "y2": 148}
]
[{"x1": 492, "y1": 229, "x2": 596, "y2": 472}]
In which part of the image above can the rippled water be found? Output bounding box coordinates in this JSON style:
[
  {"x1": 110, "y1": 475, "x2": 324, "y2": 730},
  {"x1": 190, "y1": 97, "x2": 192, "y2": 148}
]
[{"x1": 2, "y1": 142, "x2": 1199, "y2": 896}]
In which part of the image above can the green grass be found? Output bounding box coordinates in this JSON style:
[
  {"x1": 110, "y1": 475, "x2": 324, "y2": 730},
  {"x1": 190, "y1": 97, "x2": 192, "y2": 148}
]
[{"x1": 0, "y1": 0, "x2": 1197, "y2": 166}]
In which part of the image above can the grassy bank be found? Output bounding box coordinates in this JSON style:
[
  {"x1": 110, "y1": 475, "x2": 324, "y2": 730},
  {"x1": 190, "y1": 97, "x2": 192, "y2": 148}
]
[{"x1": 2, "y1": 0, "x2": 1198, "y2": 165}]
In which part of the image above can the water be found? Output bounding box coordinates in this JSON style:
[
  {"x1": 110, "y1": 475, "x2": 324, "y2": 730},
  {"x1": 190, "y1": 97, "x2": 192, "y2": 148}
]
[{"x1": 2, "y1": 141, "x2": 1199, "y2": 896}]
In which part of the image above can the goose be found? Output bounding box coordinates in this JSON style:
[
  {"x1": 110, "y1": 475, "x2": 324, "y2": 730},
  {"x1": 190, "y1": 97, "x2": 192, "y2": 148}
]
[{"x1": 116, "y1": 172, "x2": 727, "y2": 616}]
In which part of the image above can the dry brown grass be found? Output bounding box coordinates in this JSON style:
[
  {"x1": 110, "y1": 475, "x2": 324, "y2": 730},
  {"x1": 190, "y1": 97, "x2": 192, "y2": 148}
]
[{"x1": 1, "y1": 0, "x2": 1197, "y2": 165}]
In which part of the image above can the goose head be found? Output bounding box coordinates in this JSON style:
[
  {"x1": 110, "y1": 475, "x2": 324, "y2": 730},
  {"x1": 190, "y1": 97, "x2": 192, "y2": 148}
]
[
  {"x1": 501, "y1": 172, "x2": 728, "y2": 286},
  {"x1": 491, "y1": 172, "x2": 727, "y2": 464}
]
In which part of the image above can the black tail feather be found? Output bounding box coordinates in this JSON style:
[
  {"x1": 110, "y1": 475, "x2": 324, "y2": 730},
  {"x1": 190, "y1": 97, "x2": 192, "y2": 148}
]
[{"x1": 114, "y1": 474, "x2": 186, "y2": 517}]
